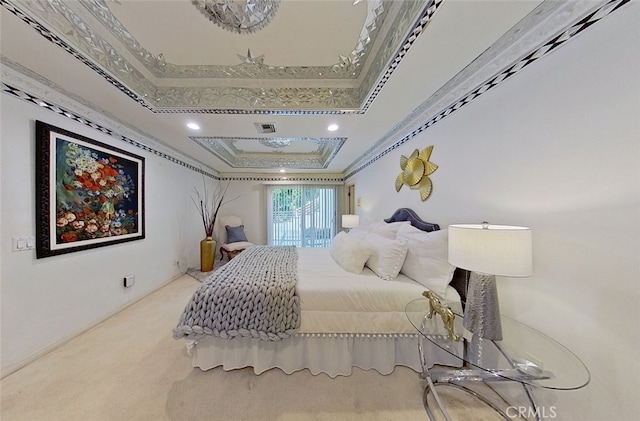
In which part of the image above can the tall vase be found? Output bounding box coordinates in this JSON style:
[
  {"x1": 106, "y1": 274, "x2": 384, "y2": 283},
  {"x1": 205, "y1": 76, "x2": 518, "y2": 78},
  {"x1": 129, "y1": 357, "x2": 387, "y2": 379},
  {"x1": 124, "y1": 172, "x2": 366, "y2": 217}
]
[{"x1": 200, "y1": 236, "x2": 216, "y2": 272}]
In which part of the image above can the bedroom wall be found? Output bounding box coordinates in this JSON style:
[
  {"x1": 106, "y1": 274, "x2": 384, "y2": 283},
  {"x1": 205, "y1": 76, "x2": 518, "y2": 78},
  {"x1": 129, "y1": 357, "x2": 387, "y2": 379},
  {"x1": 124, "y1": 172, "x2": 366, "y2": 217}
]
[
  {"x1": 0, "y1": 95, "x2": 207, "y2": 376},
  {"x1": 215, "y1": 180, "x2": 346, "y2": 246},
  {"x1": 346, "y1": 6, "x2": 639, "y2": 420},
  {"x1": 213, "y1": 179, "x2": 268, "y2": 246}
]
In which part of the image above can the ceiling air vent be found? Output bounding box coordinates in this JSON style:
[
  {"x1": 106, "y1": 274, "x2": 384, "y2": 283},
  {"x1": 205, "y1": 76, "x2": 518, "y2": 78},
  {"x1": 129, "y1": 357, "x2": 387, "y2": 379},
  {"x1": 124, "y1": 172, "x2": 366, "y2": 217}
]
[{"x1": 255, "y1": 123, "x2": 276, "y2": 134}]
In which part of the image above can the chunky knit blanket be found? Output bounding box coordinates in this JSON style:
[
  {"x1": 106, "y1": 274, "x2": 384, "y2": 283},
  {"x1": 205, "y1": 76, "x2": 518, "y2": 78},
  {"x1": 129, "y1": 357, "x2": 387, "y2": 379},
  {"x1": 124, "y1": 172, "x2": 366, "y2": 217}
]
[{"x1": 173, "y1": 245, "x2": 300, "y2": 341}]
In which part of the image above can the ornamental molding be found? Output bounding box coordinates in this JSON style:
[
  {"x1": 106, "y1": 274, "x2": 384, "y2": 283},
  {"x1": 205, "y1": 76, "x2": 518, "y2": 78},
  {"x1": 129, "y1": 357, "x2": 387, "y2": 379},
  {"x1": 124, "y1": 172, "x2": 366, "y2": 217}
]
[
  {"x1": 190, "y1": 136, "x2": 347, "y2": 169},
  {"x1": 1, "y1": 60, "x2": 216, "y2": 177},
  {"x1": 2, "y1": 70, "x2": 348, "y2": 181},
  {"x1": 80, "y1": 0, "x2": 387, "y2": 80},
  {"x1": 3, "y1": 0, "x2": 627, "y2": 177},
  {"x1": 2, "y1": 0, "x2": 439, "y2": 112},
  {"x1": 345, "y1": 0, "x2": 627, "y2": 178},
  {"x1": 1, "y1": 79, "x2": 220, "y2": 180}
]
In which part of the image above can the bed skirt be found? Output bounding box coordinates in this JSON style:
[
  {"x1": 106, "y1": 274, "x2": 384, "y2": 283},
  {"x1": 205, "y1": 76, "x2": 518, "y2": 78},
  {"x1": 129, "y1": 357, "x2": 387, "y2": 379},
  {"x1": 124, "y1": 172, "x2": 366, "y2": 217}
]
[{"x1": 187, "y1": 333, "x2": 462, "y2": 378}]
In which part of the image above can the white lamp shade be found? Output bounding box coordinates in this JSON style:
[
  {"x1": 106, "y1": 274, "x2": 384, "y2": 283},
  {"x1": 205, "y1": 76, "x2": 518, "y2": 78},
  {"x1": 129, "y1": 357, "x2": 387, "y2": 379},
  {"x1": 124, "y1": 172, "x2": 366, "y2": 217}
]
[
  {"x1": 342, "y1": 214, "x2": 360, "y2": 229},
  {"x1": 448, "y1": 224, "x2": 532, "y2": 277}
]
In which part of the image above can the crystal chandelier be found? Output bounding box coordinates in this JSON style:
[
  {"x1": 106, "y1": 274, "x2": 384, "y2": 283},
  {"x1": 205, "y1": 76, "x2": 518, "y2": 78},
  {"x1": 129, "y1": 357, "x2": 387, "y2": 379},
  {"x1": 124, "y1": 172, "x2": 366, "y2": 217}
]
[{"x1": 192, "y1": 0, "x2": 281, "y2": 35}]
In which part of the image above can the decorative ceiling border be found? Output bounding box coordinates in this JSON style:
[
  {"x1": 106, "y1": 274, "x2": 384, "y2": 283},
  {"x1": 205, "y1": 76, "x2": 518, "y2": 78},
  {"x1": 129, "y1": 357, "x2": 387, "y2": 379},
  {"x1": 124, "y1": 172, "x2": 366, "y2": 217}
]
[
  {"x1": 1, "y1": 56, "x2": 220, "y2": 168},
  {"x1": 345, "y1": 0, "x2": 630, "y2": 180},
  {"x1": 1, "y1": 81, "x2": 216, "y2": 179},
  {"x1": 0, "y1": 0, "x2": 154, "y2": 110},
  {"x1": 2, "y1": 0, "x2": 627, "y2": 183},
  {"x1": 1, "y1": 79, "x2": 346, "y2": 183},
  {"x1": 358, "y1": 0, "x2": 443, "y2": 113},
  {"x1": 190, "y1": 136, "x2": 347, "y2": 169},
  {"x1": 80, "y1": 0, "x2": 386, "y2": 80},
  {"x1": 220, "y1": 175, "x2": 345, "y2": 183},
  {"x1": 1, "y1": 0, "x2": 442, "y2": 113}
]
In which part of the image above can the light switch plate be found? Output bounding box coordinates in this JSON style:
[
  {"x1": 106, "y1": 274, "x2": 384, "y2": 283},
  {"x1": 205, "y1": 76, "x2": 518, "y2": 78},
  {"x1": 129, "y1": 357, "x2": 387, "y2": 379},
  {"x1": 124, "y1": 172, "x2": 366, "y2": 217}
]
[{"x1": 12, "y1": 236, "x2": 35, "y2": 251}]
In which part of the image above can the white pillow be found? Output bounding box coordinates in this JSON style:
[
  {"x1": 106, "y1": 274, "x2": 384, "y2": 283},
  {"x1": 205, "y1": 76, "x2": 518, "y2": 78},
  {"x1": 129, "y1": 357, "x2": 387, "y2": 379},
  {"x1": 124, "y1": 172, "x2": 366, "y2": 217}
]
[
  {"x1": 346, "y1": 226, "x2": 370, "y2": 241},
  {"x1": 330, "y1": 232, "x2": 373, "y2": 274},
  {"x1": 363, "y1": 232, "x2": 409, "y2": 280},
  {"x1": 368, "y1": 220, "x2": 411, "y2": 239},
  {"x1": 396, "y1": 224, "x2": 455, "y2": 296}
]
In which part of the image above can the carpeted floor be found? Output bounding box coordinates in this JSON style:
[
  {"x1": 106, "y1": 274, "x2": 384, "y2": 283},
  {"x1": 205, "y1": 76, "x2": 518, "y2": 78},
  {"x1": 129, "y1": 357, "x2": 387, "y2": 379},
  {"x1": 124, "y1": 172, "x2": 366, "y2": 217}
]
[{"x1": 1, "y1": 275, "x2": 504, "y2": 421}]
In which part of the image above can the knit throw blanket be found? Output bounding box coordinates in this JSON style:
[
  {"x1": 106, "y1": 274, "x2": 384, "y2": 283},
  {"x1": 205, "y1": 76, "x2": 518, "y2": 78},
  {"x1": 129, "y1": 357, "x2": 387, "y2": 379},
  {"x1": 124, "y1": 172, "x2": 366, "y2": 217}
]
[{"x1": 173, "y1": 245, "x2": 300, "y2": 341}]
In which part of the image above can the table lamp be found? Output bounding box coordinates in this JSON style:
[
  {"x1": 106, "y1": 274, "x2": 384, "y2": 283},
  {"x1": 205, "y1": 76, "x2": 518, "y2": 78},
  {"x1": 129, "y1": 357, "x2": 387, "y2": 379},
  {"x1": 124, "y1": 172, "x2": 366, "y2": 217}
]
[
  {"x1": 342, "y1": 214, "x2": 359, "y2": 231},
  {"x1": 448, "y1": 223, "x2": 532, "y2": 341}
]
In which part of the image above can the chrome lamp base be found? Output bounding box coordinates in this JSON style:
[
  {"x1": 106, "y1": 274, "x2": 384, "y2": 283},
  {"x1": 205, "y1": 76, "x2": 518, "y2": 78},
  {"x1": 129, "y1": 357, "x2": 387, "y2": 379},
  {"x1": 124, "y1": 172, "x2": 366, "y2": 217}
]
[{"x1": 463, "y1": 272, "x2": 503, "y2": 341}]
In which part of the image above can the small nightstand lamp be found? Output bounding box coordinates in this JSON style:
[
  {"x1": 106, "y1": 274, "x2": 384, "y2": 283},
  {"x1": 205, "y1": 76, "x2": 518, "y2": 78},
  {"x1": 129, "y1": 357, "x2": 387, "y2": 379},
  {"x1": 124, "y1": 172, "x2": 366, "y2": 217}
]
[
  {"x1": 448, "y1": 223, "x2": 532, "y2": 341},
  {"x1": 341, "y1": 214, "x2": 359, "y2": 232}
]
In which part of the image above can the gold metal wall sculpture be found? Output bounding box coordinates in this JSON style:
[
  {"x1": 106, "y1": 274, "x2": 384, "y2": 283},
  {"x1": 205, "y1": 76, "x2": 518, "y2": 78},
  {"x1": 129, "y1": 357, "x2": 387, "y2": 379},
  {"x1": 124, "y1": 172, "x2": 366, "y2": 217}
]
[{"x1": 395, "y1": 146, "x2": 438, "y2": 201}]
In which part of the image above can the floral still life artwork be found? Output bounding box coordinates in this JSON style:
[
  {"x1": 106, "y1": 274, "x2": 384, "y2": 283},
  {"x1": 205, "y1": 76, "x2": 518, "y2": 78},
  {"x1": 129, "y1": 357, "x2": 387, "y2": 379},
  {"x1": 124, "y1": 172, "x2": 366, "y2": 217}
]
[{"x1": 35, "y1": 121, "x2": 145, "y2": 258}]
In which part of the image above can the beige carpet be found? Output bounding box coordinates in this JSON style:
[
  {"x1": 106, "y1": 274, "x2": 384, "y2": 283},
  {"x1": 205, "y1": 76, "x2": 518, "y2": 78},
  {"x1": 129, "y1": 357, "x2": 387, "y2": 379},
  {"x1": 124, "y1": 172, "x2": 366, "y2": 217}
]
[{"x1": 1, "y1": 275, "x2": 502, "y2": 421}]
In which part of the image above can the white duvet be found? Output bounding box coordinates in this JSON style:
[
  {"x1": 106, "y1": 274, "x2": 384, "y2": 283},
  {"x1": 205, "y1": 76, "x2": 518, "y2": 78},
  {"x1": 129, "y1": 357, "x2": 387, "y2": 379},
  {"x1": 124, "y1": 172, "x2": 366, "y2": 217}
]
[{"x1": 296, "y1": 247, "x2": 460, "y2": 334}]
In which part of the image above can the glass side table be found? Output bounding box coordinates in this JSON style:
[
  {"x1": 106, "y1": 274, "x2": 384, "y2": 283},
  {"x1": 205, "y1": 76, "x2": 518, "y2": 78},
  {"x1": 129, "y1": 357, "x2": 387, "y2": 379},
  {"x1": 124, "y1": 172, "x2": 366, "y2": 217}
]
[{"x1": 405, "y1": 296, "x2": 590, "y2": 421}]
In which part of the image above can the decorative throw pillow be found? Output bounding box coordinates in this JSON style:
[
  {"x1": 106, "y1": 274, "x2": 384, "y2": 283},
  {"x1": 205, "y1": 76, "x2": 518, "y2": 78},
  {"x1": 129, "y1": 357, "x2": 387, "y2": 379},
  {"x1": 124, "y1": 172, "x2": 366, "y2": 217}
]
[
  {"x1": 396, "y1": 224, "x2": 455, "y2": 296},
  {"x1": 363, "y1": 232, "x2": 409, "y2": 280},
  {"x1": 330, "y1": 232, "x2": 374, "y2": 274},
  {"x1": 368, "y1": 220, "x2": 411, "y2": 239},
  {"x1": 225, "y1": 225, "x2": 248, "y2": 243},
  {"x1": 346, "y1": 226, "x2": 370, "y2": 241}
]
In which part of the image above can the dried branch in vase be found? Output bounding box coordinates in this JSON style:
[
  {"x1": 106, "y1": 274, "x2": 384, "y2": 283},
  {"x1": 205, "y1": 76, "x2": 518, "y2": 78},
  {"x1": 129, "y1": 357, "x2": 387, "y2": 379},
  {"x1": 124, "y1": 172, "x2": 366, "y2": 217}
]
[{"x1": 191, "y1": 178, "x2": 237, "y2": 238}]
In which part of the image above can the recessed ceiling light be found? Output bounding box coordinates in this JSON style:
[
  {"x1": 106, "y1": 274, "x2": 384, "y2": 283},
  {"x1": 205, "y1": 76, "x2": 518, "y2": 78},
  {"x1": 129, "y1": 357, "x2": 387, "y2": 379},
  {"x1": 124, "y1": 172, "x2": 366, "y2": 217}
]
[
  {"x1": 327, "y1": 124, "x2": 339, "y2": 132},
  {"x1": 187, "y1": 122, "x2": 200, "y2": 130},
  {"x1": 279, "y1": 169, "x2": 286, "y2": 173}
]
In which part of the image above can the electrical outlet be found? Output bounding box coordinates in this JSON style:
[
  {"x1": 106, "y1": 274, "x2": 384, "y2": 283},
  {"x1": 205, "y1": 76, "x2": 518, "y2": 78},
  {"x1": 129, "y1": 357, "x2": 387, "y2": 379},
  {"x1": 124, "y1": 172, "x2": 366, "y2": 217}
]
[
  {"x1": 175, "y1": 258, "x2": 187, "y2": 271},
  {"x1": 123, "y1": 274, "x2": 135, "y2": 288}
]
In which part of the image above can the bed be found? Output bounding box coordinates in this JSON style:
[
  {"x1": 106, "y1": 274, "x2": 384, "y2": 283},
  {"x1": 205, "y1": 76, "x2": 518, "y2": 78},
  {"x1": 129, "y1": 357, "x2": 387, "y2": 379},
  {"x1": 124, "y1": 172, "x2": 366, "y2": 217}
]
[{"x1": 174, "y1": 208, "x2": 468, "y2": 377}]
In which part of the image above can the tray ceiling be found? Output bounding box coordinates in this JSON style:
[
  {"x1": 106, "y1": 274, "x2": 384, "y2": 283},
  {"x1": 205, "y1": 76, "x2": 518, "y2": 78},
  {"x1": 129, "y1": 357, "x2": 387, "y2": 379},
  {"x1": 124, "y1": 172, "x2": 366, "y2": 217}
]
[
  {"x1": 11, "y1": 0, "x2": 421, "y2": 113},
  {"x1": 1, "y1": 0, "x2": 625, "y2": 174}
]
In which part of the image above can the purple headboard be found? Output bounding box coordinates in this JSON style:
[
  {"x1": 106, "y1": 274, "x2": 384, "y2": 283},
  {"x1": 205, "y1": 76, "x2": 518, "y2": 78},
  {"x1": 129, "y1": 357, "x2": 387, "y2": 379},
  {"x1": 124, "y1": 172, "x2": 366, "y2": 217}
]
[
  {"x1": 384, "y1": 208, "x2": 440, "y2": 232},
  {"x1": 384, "y1": 208, "x2": 469, "y2": 305}
]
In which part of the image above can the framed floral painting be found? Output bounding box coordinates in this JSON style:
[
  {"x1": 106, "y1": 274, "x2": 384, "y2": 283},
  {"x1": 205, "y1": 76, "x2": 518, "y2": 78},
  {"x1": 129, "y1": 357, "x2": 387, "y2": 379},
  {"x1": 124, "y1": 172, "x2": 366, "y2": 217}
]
[{"x1": 35, "y1": 121, "x2": 145, "y2": 258}]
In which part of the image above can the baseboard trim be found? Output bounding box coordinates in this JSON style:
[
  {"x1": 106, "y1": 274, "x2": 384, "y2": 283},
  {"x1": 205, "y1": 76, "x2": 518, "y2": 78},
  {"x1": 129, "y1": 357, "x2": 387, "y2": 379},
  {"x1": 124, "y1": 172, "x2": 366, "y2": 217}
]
[{"x1": 0, "y1": 273, "x2": 185, "y2": 379}]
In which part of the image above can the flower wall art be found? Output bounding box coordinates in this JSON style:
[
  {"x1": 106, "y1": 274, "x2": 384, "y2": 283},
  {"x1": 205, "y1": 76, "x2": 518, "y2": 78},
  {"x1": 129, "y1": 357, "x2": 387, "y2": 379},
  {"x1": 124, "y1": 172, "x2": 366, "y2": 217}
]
[{"x1": 35, "y1": 121, "x2": 145, "y2": 258}]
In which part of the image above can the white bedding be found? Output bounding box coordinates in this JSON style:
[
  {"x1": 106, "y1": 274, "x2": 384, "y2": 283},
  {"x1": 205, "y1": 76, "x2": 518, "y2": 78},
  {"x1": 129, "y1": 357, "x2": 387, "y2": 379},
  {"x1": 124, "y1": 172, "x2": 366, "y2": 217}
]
[
  {"x1": 297, "y1": 247, "x2": 460, "y2": 334},
  {"x1": 186, "y1": 234, "x2": 464, "y2": 376}
]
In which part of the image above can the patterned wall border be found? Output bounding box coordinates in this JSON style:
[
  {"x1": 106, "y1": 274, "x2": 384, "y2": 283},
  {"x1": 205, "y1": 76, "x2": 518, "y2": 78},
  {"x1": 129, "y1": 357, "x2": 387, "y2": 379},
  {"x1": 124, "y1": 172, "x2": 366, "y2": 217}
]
[
  {"x1": 0, "y1": 0, "x2": 155, "y2": 111},
  {"x1": 1, "y1": 81, "x2": 345, "y2": 183},
  {"x1": 359, "y1": 0, "x2": 443, "y2": 113},
  {"x1": 1, "y1": 82, "x2": 215, "y2": 178},
  {"x1": 2, "y1": 0, "x2": 628, "y2": 183},
  {"x1": 219, "y1": 176, "x2": 344, "y2": 183},
  {"x1": 345, "y1": 0, "x2": 630, "y2": 180}
]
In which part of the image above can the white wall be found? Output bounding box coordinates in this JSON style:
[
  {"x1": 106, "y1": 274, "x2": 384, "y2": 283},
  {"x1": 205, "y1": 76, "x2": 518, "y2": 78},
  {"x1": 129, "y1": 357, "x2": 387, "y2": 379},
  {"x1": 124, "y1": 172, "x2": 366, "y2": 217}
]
[
  {"x1": 214, "y1": 180, "x2": 268, "y2": 246},
  {"x1": 215, "y1": 180, "x2": 345, "y2": 246},
  {"x1": 0, "y1": 95, "x2": 206, "y2": 375},
  {"x1": 0, "y1": 99, "x2": 336, "y2": 375},
  {"x1": 347, "y1": 6, "x2": 639, "y2": 420}
]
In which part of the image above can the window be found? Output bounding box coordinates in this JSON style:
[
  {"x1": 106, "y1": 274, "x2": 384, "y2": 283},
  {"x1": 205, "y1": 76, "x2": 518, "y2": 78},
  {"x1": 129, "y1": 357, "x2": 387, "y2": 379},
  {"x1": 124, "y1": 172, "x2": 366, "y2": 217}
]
[{"x1": 266, "y1": 185, "x2": 338, "y2": 247}]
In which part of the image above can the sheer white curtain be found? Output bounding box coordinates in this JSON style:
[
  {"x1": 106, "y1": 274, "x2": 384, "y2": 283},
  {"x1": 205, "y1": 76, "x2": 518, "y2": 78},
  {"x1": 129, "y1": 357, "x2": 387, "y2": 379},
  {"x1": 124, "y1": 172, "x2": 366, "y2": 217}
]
[{"x1": 266, "y1": 184, "x2": 338, "y2": 247}]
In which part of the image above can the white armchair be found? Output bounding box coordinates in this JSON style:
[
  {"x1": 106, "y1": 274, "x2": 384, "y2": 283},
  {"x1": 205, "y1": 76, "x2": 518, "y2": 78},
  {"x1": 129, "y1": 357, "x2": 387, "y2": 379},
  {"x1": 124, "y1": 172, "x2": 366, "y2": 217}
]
[{"x1": 218, "y1": 215, "x2": 254, "y2": 260}]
